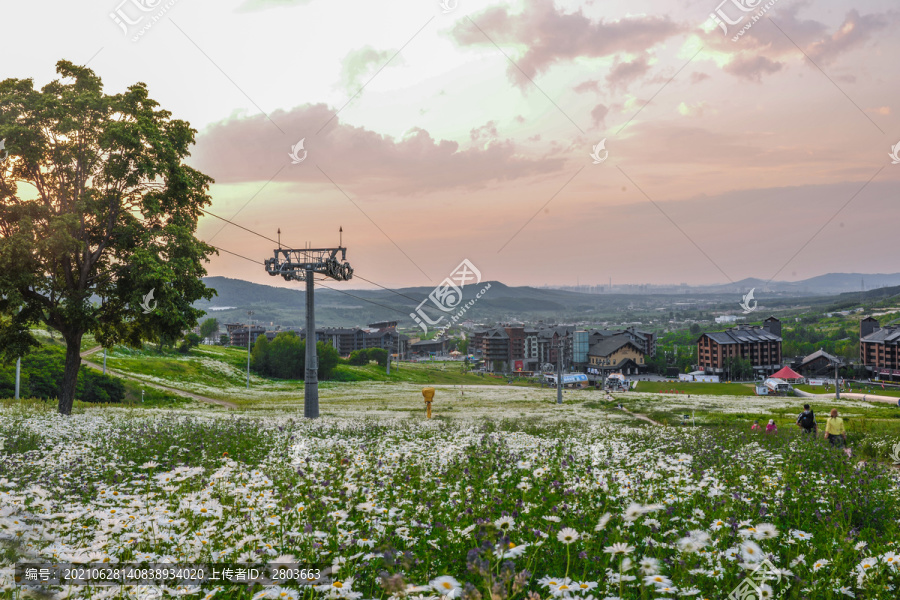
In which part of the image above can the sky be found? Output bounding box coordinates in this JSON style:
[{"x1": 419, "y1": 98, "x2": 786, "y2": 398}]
[{"x1": 3, "y1": 0, "x2": 900, "y2": 291}]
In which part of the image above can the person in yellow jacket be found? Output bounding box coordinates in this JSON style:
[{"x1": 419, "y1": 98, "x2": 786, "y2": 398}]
[{"x1": 824, "y1": 408, "x2": 846, "y2": 448}]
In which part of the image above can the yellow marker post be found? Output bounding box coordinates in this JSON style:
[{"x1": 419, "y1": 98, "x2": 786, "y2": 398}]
[{"x1": 422, "y1": 387, "x2": 435, "y2": 419}]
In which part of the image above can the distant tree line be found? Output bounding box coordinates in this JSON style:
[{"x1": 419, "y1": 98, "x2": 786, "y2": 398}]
[
  {"x1": 782, "y1": 325, "x2": 858, "y2": 361},
  {"x1": 0, "y1": 346, "x2": 125, "y2": 403}
]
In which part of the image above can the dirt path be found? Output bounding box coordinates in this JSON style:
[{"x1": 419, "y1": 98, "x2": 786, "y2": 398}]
[
  {"x1": 619, "y1": 406, "x2": 663, "y2": 426},
  {"x1": 603, "y1": 394, "x2": 662, "y2": 425},
  {"x1": 79, "y1": 347, "x2": 237, "y2": 410}
]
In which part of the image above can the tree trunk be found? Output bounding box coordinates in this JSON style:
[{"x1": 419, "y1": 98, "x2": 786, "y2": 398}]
[{"x1": 58, "y1": 331, "x2": 84, "y2": 415}]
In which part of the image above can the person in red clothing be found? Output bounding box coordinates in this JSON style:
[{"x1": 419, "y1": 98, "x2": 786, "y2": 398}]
[
  {"x1": 765, "y1": 419, "x2": 777, "y2": 433},
  {"x1": 751, "y1": 420, "x2": 761, "y2": 431}
]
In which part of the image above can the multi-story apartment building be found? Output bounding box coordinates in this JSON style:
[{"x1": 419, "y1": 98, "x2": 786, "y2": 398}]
[
  {"x1": 229, "y1": 325, "x2": 267, "y2": 347},
  {"x1": 587, "y1": 337, "x2": 645, "y2": 376},
  {"x1": 623, "y1": 327, "x2": 657, "y2": 357},
  {"x1": 475, "y1": 324, "x2": 654, "y2": 372},
  {"x1": 254, "y1": 323, "x2": 410, "y2": 357},
  {"x1": 505, "y1": 326, "x2": 526, "y2": 363},
  {"x1": 319, "y1": 327, "x2": 367, "y2": 355},
  {"x1": 524, "y1": 328, "x2": 539, "y2": 360},
  {"x1": 860, "y1": 317, "x2": 900, "y2": 379},
  {"x1": 697, "y1": 317, "x2": 783, "y2": 376},
  {"x1": 483, "y1": 328, "x2": 511, "y2": 368}
]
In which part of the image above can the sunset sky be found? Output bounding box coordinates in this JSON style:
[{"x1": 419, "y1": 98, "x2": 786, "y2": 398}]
[{"x1": 4, "y1": 0, "x2": 900, "y2": 290}]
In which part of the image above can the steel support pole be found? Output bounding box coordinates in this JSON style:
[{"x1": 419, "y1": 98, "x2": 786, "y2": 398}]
[
  {"x1": 304, "y1": 269, "x2": 319, "y2": 418},
  {"x1": 835, "y1": 362, "x2": 840, "y2": 400},
  {"x1": 556, "y1": 345, "x2": 563, "y2": 404},
  {"x1": 14, "y1": 357, "x2": 21, "y2": 400}
]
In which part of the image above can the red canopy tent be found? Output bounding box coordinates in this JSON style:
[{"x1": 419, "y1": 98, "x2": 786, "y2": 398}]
[{"x1": 771, "y1": 366, "x2": 803, "y2": 380}]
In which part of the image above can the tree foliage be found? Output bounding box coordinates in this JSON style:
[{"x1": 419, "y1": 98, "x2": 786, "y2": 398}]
[
  {"x1": 722, "y1": 356, "x2": 754, "y2": 381},
  {"x1": 0, "y1": 345, "x2": 124, "y2": 402},
  {"x1": 0, "y1": 61, "x2": 216, "y2": 413},
  {"x1": 366, "y1": 348, "x2": 388, "y2": 367},
  {"x1": 178, "y1": 333, "x2": 201, "y2": 354},
  {"x1": 250, "y1": 333, "x2": 339, "y2": 380},
  {"x1": 782, "y1": 325, "x2": 858, "y2": 361},
  {"x1": 199, "y1": 318, "x2": 219, "y2": 341},
  {"x1": 347, "y1": 347, "x2": 388, "y2": 368},
  {"x1": 347, "y1": 348, "x2": 370, "y2": 366}
]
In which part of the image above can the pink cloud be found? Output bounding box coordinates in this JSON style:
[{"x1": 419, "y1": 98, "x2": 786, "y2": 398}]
[
  {"x1": 703, "y1": 3, "x2": 893, "y2": 82},
  {"x1": 470, "y1": 121, "x2": 500, "y2": 142},
  {"x1": 690, "y1": 72, "x2": 711, "y2": 84},
  {"x1": 724, "y1": 54, "x2": 783, "y2": 81},
  {"x1": 574, "y1": 79, "x2": 601, "y2": 94},
  {"x1": 806, "y1": 9, "x2": 891, "y2": 65},
  {"x1": 591, "y1": 104, "x2": 609, "y2": 128},
  {"x1": 450, "y1": 0, "x2": 682, "y2": 87},
  {"x1": 606, "y1": 55, "x2": 652, "y2": 91},
  {"x1": 190, "y1": 104, "x2": 564, "y2": 195}
]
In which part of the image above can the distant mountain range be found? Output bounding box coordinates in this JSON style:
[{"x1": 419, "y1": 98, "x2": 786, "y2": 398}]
[
  {"x1": 193, "y1": 273, "x2": 900, "y2": 331},
  {"x1": 547, "y1": 272, "x2": 900, "y2": 295}
]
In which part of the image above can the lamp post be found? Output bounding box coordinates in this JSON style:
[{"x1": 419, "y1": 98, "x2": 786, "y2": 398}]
[{"x1": 246, "y1": 310, "x2": 254, "y2": 389}]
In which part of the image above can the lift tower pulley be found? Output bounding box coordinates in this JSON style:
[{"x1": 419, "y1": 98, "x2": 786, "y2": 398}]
[{"x1": 265, "y1": 246, "x2": 353, "y2": 418}]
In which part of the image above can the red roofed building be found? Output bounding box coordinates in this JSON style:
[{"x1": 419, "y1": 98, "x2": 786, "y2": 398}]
[{"x1": 771, "y1": 366, "x2": 803, "y2": 380}]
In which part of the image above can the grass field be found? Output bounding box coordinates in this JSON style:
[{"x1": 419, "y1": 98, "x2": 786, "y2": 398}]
[
  {"x1": 632, "y1": 380, "x2": 759, "y2": 396},
  {"x1": 795, "y1": 384, "x2": 900, "y2": 398},
  {"x1": 93, "y1": 343, "x2": 532, "y2": 407}
]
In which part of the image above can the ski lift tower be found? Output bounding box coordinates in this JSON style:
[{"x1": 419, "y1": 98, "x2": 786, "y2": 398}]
[{"x1": 265, "y1": 245, "x2": 353, "y2": 418}]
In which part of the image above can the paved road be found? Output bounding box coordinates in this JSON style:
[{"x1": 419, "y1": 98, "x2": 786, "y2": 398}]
[
  {"x1": 80, "y1": 346, "x2": 237, "y2": 409},
  {"x1": 795, "y1": 387, "x2": 898, "y2": 406}
]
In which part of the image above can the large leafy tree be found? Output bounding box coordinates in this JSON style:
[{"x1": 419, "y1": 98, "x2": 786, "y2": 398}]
[{"x1": 0, "y1": 60, "x2": 216, "y2": 414}]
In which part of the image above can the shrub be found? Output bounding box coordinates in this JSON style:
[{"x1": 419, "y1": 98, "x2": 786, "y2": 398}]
[
  {"x1": 250, "y1": 333, "x2": 339, "y2": 380},
  {"x1": 347, "y1": 349, "x2": 369, "y2": 366},
  {"x1": 367, "y1": 347, "x2": 388, "y2": 367},
  {"x1": 0, "y1": 345, "x2": 124, "y2": 402}
]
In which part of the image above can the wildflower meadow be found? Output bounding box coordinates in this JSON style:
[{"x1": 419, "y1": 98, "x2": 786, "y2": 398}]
[{"x1": 0, "y1": 407, "x2": 898, "y2": 600}]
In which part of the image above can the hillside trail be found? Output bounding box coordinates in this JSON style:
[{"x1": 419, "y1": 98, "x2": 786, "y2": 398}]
[
  {"x1": 619, "y1": 407, "x2": 663, "y2": 426},
  {"x1": 80, "y1": 346, "x2": 237, "y2": 409},
  {"x1": 603, "y1": 393, "x2": 662, "y2": 426}
]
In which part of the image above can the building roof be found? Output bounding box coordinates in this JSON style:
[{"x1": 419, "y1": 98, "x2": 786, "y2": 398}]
[
  {"x1": 799, "y1": 348, "x2": 840, "y2": 366},
  {"x1": 624, "y1": 326, "x2": 654, "y2": 339},
  {"x1": 861, "y1": 325, "x2": 900, "y2": 344},
  {"x1": 232, "y1": 325, "x2": 266, "y2": 334},
  {"x1": 588, "y1": 337, "x2": 639, "y2": 357},
  {"x1": 410, "y1": 339, "x2": 445, "y2": 347},
  {"x1": 702, "y1": 326, "x2": 782, "y2": 345},
  {"x1": 321, "y1": 327, "x2": 362, "y2": 334},
  {"x1": 771, "y1": 366, "x2": 803, "y2": 380}
]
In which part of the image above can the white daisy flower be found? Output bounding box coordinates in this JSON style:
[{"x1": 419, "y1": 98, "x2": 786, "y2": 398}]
[
  {"x1": 430, "y1": 576, "x2": 461, "y2": 598},
  {"x1": 557, "y1": 527, "x2": 579, "y2": 545}
]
